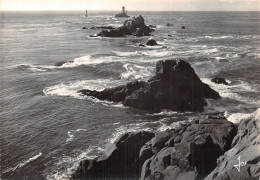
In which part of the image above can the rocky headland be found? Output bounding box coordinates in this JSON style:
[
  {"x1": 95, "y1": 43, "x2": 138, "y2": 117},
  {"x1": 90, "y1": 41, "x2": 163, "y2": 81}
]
[
  {"x1": 91, "y1": 15, "x2": 154, "y2": 37},
  {"x1": 72, "y1": 59, "x2": 260, "y2": 179}
]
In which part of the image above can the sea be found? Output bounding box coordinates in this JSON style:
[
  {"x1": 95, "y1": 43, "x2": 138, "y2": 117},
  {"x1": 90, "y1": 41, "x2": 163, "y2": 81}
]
[{"x1": 0, "y1": 11, "x2": 259, "y2": 179}]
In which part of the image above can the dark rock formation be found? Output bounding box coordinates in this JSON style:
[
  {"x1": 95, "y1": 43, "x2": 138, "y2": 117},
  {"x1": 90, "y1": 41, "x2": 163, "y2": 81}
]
[
  {"x1": 82, "y1": 27, "x2": 87, "y2": 29},
  {"x1": 141, "y1": 115, "x2": 237, "y2": 180},
  {"x1": 72, "y1": 115, "x2": 237, "y2": 180},
  {"x1": 182, "y1": 26, "x2": 186, "y2": 29},
  {"x1": 146, "y1": 39, "x2": 158, "y2": 46},
  {"x1": 95, "y1": 15, "x2": 153, "y2": 37},
  {"x1": 211, "y1": 77, "x2": 229, "y2": 85},
  {"x1": 54, "y1": 61, "x2": 66, "y2": 66},
  {"x1": 205, "y1": 109, "x2": 260, "y2": 180},
  {"x1": 115, "y1": 13, "x2": 130, "y2": 18},
  {"x1": 79, "y1": 59, "x2": 220, "y2": 112},
  {"x1": 148, "y1": 25, "x2": 156, "y2": 28},
  {"x1": 89, "y1": 26, "x2": 115, "y2": 30},
  {"x1": 166, "y1": 23, "x2": 174, "y2": 26},
  {"x1": 138, "y1": 43, "x2": 146, "y2": 47},
  {"x1": 72, "y1": 131, "x2": 155, "y2": 179}
]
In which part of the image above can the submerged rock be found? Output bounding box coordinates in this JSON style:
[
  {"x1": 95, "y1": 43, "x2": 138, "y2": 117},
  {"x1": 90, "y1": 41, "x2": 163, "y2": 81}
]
[
  {"x1": 166, "y1": 23, "x2": 174, "y2": 26},
  {"x1": 146, "y1": 38, "x2": 158, "y2": 46},
  {"x1": 211, "y1": 77, "x2": 229, "y2": 85},
  {"x1": 182, "y1": 26, "x2": 186, "y2": 29},
  {"x1": 95, "y1": 15, "x2": 153, "y2": 37},
  {"x1": 79, "y1": 59, "x2": 220, "y2": 112},
  {"x1": 72, "y1": 131, "x2": 154, "y2": 179}
]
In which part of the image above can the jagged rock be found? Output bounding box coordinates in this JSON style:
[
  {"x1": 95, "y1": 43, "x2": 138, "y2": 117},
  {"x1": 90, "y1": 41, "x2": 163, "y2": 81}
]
[
  {"x1": 142, "y1": 115, "x2": 237, "y2": 180},
  {"x1": 146, "y1": 38, "x2": 158, "y2": 46},
  {"x1": 205, "y1": 108, "x2": 260, "y2": 180},
  {"x1": 72, "y1": 131, "x2": 155, "y2": 179},
  {"x1": 211, "y1": 77, "x2": 229, "y2": 85},
  {"x1": 82, "y1": 27, "x2": 87, "y2": 29},
  {"x1": 95, "y1": 15, "x2": 153, "y2": 37},
  {"x1": 79, "y1": 59, "x2": 220, "y2": 112},
  {"x1": 151, "y1": 131, "x2": 173, "y2": 153}
]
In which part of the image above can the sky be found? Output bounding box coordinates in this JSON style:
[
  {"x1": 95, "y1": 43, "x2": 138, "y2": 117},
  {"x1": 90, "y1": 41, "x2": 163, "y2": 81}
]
[{"x1": 0, "y1": 0, "x2": 259, "y2": 11}]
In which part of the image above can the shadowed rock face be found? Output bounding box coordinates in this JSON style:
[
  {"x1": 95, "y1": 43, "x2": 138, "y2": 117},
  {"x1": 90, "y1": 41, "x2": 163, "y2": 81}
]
[
  {"x1": 71, "y1": 131, "x2": 155, "y2": 179},
  {"x1": 96, "y1": 15, "x2": 153, "y2": 37},
  {"x1": 78, "y1": 59, "x2": 220, "y2": 112},
  {"x1": 71, "y1": 115, "x2": 237, "y2": 180},
  {"x1": 205, "y1": 109, "x2": 260, "y2": 180},
  {"x1": 140, "y1": 115, "x2": 237, "y2": 180}
]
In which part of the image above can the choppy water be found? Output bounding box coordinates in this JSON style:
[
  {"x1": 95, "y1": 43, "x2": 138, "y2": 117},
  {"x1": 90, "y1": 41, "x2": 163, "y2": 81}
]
[{"x1": 0, "y1": 11, "x2": 259, "y2": 179}]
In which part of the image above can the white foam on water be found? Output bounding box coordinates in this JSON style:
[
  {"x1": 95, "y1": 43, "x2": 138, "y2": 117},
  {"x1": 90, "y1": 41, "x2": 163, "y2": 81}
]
[
  {"x1": 157, "y1": 120, "x2": 186, "y2": 132},
  {"x1": 201, "y1": 78, "x2": 256, "y2": 104},
  {"x1": 20, "y1": 55, "x2": 124, "y2": 72},
  {"x1": 113, "y1": 49, "x2": 172, "y2": 57},
  {"x1": 149, "y1": 110, "x2": 178, "y2": 117},
  {"x1": 3, "y1": 152, "x2": 42, "y2": 174},
  {"x1": 66, "y1": 131, "x2": 75, "y2": 143},
  {"x1": 120, "y1": 63, "x2": 153, "y2": 81},
  {"x1": 225, "y1": 112, "x2": 254, "y2": 124},
  {"x1": 107, "y1": 123, "x2": 153, "y2": 144},
  {"x1": 204, "y1": 35, "x2": 233, "y2": 39},
  {"x1": 225, "y1": 108, "x2": 260, "y2": 124},
  {"x1": 43, "y1": 79, "x2": 116, "y2": 99},
  {"x1": 46, "y1": 147, "x2": 102, "y2": 180},
  {"x1": 43, "y1": 79, "x2": 126, "y2": 106}
]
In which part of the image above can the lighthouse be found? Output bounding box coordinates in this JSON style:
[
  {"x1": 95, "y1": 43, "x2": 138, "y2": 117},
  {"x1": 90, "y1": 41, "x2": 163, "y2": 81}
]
[
  {"x1": 122, "y1": 6, "x2": 125, "y2": 14},
  {"x1": 115, "y1": 6, "x2": 130, "y2": 17}
]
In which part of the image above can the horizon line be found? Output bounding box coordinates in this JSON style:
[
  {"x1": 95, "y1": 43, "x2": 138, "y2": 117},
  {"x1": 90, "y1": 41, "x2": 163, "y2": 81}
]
[{"x1": 1, "y1": 9, "x2": 259, "y2": 12}]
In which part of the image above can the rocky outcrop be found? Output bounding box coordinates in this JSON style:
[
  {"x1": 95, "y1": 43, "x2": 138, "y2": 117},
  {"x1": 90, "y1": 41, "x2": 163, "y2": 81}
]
[
  {"x1": 89, "y1": 26, "x2": 115, "y2": 30},
  {"x1": 141, "y1": 115, "x2": 237, "y2": 180},
  {"x1": 95, "y1": 15, "x2": 153, "y2": 37},
  {"x1": 79, "y1": 59, "x2": 220, "y2": 112},
  {"x1": 72, "y1": 131, "x2": 155, "y2": 179},
  {"x1": 205, "y1": 109, "x2": 260, "y2": 180},
  {"x1": 211, "y1": 77, "x2": 229, "y2": 85},
  {"x1": 166, "y1": 23, "x2": 174, "y2": 27},
  {"x1": 146, "y1": 38, "x2": 158, "y2": 46},
  {"x1": 72, "y1": 115, "x2": 237, "y2": 180}
]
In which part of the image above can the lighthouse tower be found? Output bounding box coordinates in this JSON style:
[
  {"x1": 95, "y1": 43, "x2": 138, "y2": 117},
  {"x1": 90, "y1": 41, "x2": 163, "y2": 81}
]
[{"x1": 122, "y1": 6, "x2": 125, "y2": 14}]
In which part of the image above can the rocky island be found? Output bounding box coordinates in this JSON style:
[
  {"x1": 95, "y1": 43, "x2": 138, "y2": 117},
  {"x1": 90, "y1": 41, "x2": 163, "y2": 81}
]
[
  {"x1": 72, "y1": 59, "x2": 260, "y2": 180},
  {"x1": 91, "y1": 15, "x2": 154, "y2": 37},
  {"x1": 115, "y1": 6, "x2": 130, "y2": 18}
]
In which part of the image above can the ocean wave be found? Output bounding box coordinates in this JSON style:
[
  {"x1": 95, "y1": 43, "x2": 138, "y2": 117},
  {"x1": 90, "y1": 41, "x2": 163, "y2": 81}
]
[
  {"x1": 46, "y1": 147, "x2": 102, "y2": 180},
  {"x1": 201, "y1": 78, "x2": 257, "y2": 104},
  {"x1": 115, "y1": 50, "x2": 174, "y2": 58},
  {"x1": 225, "y1": 108, "x2": 260, "y2": 124},
  {"x1": 19, "y1": 55, "x2": 124, "y2": 72},
  {"x1": 43, "y1": 79, "x2": 126, "y2": 106},
  {"x1": 3, "y1": 152, "x2": 42, "y2": 174},
  {"x1": 204, "y1": 35, "x2": 233, "y2": 40},
  {"x1": 120, "y1": 63, "x2": 153, "y2": 81},
  {"x1": 43, "y1": 79, "x2": 116, "y2": 98},
  {"x1": 66, "y1": 131, "x2": 75, "y2": 143}
]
